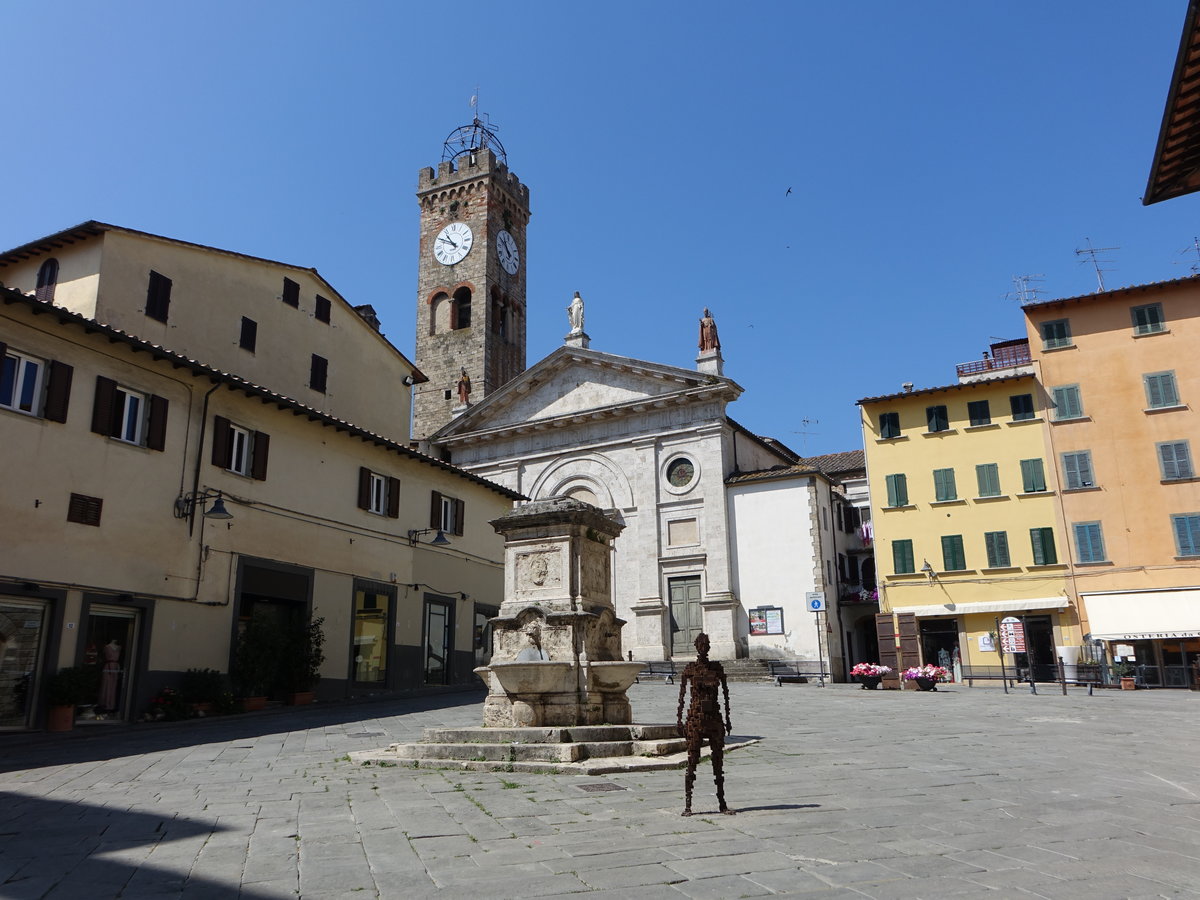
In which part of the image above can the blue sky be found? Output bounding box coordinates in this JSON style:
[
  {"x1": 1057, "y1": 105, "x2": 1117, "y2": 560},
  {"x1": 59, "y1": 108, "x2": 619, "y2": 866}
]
[{"x1": 4, "y1": 2, "x2": 1195, "y2": 456}]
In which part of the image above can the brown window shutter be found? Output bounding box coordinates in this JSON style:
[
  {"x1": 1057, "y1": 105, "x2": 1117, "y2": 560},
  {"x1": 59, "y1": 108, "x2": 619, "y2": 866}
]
[
  {"x1": 91, "y1": 376, "x2": 117, "y2": 435},
  {"x1": 315, "y1": 295, "x2": 331, "y2": 323},
  {"x1": 282, "y1": 277, "x2": 299, "y2": 307},
  {"x1": 250, "y1": 431, "x2": 270, "y2": 480},
  {"x1": 67, "y1": 493, "x2": 103, "y2": 526},
  {"x1": 43, "y1": 360, "x2": 73, "y2": 423},
  {"x1": 146, "y1": 271, "x2": 172, "y2": 323},
  {"x1": 896, "y1": 612, "x2": 920, "y2": 676},
  {"x1": 211, "y1": 416, "x2": 233, "y2": 468},
  {"x1": 430, "y1": 491, "x2": 443, "y2": 529},
  {"x1": 146, "y1": 395, "x2": 168, "y2": 451},
  {"x1": 387, "y1": 477, "x2": 401, "y2": 518},
  {"x1": 453, "y1": 498, "x2": 465, "y2": 536},
  {"x1": 875, "y1": 613, "x2": 898, "y2": 672},
  {"x1": 357, "y1": 467, "x2": 372, "y2": 509}
]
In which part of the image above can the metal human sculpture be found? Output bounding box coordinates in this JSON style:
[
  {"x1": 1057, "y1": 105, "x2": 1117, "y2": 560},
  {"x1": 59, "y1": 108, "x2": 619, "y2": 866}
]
[{"x1": 676, "y1": 632, "x2": 735, "y2": 816}]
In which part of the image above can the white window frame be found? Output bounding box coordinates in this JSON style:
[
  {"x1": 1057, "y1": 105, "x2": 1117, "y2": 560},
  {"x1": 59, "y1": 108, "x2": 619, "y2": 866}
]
[
  {"x1": 0, "y1": 348, "x2": 45, "y2": 415},
  {"x1": 368, "y1": 472, "x2": 387, "y2": 515},
  {"x1": 229, "y1": 424, "x2": 252, "y2": 476},
  {"x1": 440, "y1": 495, "x2": 459, "y2": 534},
  {"x1": 113, "y1": 385, "x2": 147, "y2": 445}
]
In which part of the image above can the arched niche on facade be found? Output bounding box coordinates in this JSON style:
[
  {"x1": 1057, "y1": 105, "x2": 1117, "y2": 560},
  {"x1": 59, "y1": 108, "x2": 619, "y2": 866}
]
[{"x1": 529, "y1": 453, "x2": 634, "y2": 512}]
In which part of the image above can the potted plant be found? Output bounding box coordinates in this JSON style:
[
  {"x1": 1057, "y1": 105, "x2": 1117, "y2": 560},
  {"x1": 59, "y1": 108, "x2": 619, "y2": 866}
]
[
  {"x1": 902, "y1": 664, "x2": 949, "y2": 692},
  {"x1": 233, "y1": 617, "x2": 278, "y2": 710},
  {"x1": 180, "y1": 668, "x2": 227, "y2": 715},
  {"x1": 282, "y1": 617, "x2": 325, "y2": 705},
  {"x1": 849, "y1": 662, "x2": 892, "y2": 690},
  {"x1": 43, "y1": 666, "x2": 94, "y2": 732},
  {"x1": 1113, "y1": 662, "x2": 1137, "y2": 691}
]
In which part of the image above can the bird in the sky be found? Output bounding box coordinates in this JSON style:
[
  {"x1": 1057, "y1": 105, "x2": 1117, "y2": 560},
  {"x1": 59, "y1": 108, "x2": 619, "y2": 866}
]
[{"x1": 785, "y1": 187, "x2": 792, "y2": 196}]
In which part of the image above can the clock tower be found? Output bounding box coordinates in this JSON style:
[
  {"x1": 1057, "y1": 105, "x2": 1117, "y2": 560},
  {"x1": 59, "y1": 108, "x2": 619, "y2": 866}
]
[{"x1": 413, "y1": 119, "x2": 530, "y2": 442}]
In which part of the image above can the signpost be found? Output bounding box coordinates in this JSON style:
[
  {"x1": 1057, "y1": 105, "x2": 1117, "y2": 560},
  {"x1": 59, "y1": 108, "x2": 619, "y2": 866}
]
[
  {"x1": 998, "y1": 615, "x2": 1035, "y2": 694},
  {"x1": 806, "y1": 593, "x2": 826, "y2": 687}
]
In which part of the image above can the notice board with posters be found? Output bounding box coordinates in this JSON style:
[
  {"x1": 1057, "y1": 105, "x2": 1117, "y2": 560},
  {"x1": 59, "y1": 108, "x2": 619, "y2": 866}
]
[{"x1": 749, "y1": 607, "x2": 784, "y2": 635}]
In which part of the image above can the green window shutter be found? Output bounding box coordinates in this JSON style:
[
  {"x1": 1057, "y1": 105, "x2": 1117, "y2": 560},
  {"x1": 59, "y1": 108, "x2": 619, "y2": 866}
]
[
  {"x1": 892, "y1": 539, "x2": 914, "y2": 574},
  {"x1": 1073, "y1": 522, "x2": 1105, "y2": 563},
  {"x1": 1020, "y1": 458, "x2": 1046, "y2": 492},
  {"x1": 880, "y1": 411, "x2": 900, "y2": 439},
  {"x1": 984, "y1": 531, "x2": 1010, "y2": 567},
  {"x1": 941, "y1": 534, "x2": 965, "y2": 571},
  {"x1": 933, "y1": 468, "x2": 956, "y2": 501},
  {"x1": 1030, "y1": 527, "x2": 1057, "y2": 565},
  {"x1": 886, "y1": 474, "x2": 908, "y2": 507},
  {"x1": 1043, "y1": 319, "x2": 1071, "y2": 348},
  {"x1": 1052, "y1": 385, "x2": 1082, "y2": 420},
  {"x1": 1145, "y1": 372, "x2": 1179, "y2": 409},
  {"x1": 1159, "y1": 442, "x2": 1193, "y2": 480},
  {"x1": 976, "y1": 463, "x2": 1000, "y2": 497},
  {"x1": 1062, "y1": 452, "x2": 1093, "y2": 490},
  {"x1": 926, "y1": 405, "x2": 948, "y2": 432},
  {"x1": 1173, "y1": 515, "x2": 1200, "y2": 557},
  {"x1": 1010, "y1": 394, "x2": 1035, "y2": 420},
  {"x1": 1132, "y1": 303, "x2": 1164, "y2": 335},
  {"x1": 967, "y1": 400, "x2": 990, "y2": 426}
]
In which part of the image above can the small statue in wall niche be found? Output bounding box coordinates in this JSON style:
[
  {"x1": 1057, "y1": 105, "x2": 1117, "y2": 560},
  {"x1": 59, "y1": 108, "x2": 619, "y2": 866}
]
[
  {"x1": 456, "y1": 368, "x2": 471, "y2": 405},
  {"x1": 698, "y1": 308, "x2": 720, "y2": 353},
  {"x1": 677, "y1": 632, "x2": 735, "y2": 816}
]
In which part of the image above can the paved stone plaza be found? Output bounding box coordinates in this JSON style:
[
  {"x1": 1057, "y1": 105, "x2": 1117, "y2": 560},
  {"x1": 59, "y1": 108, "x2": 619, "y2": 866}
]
[{"x1": 2, "y1": 682, "x2": 1199, "y2": 899}]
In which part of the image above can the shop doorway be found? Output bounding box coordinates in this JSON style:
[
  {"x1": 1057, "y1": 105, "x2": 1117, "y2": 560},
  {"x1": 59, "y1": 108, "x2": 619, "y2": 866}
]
[
  {"x1": 1009, "y1": 615, "x2": 1056, "y2": 682},
  {"x1": 0, "y1": 597, "x2": 50, "y2": 730},
  {"x1": 82, "y1": 605, "x2": 140, "y2": 721},
  {"x1": 351, "y1": 584, "x2": 394, "y2": 687},
  {"x1": 423, "y1": 597, "x2": 453, "y2": 685},
  {"x1": 918, "y1": 618, "x2": 960, "y2": 682},
  {"x1": 235, "y1": 560, "x2": 312, "y2": 697},
  {"x1": 669, "y1": 576, "x2": 703, "y2": 657}
]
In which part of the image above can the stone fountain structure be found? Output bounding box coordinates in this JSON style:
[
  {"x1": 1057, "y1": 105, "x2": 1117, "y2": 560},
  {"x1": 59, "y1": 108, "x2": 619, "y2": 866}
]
[{"x1": 354, "y1": 498, "x2": 719, "y2": 774}]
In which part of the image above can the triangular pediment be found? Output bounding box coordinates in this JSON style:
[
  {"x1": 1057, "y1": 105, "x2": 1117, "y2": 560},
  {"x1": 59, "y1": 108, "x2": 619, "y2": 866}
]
[{"x1": 432, "y1": 347, "x2": 742, "y2": 441}]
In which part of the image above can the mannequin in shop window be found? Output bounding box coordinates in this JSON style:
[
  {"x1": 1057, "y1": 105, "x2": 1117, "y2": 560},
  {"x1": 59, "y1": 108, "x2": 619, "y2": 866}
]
[{"x1": 98, "y1": 640, "x2": 121, "y2": 712}]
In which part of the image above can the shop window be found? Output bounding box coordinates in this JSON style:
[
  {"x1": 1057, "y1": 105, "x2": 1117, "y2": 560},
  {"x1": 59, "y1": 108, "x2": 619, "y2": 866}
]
[
  {"x1": 976, "y1": 463, "x2": 1001, "y2": 497},
  {"x1": 941, "y1": 535, "x2": 966, "y2": 571},
  {"x1": 1158, "y1": 441, "x2": 1194, "y2": 481},
  {"x1": 926, "y1": 405, "x2": 949, "y2": 433},
  {"x1": 1144, "y1": 371, "x2": 1180, "y2": 409},
  {"x1": 892, "y1": 539, "x2": 914, "y2": 574},
  {"x1": 967, "y1": 399, "x2": 991, "y2": 426},
  {"x1": 933, "y1": 468, "x2": 957, "y2": 502},
  {"x1": 1173, "y1": 514, "x2": 1200, "y2": 557},
  {"x1": 1010, "y1": 393, "x2": 1035, "y2": 421},
  {"x1": 879, "y1": 411, "x2": 900, "y2": 439},
  {"x1": 1051, "y1": 385, "x2": 1083, "y2": 420},
  {"x1": 353, "y1": 585, "x2": 393, "y2": 685}
]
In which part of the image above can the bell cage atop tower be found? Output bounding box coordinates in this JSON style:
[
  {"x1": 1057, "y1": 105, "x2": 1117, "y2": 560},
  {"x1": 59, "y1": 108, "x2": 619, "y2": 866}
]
[{"x1": 412, "y1": 116, "x2": 531, "y2": 442}]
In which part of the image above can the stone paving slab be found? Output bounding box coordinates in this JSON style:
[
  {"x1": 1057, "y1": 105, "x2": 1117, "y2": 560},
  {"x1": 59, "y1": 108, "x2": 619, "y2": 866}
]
[{"x1": 3, "y1": 683, "x2": 1200, "y2": 897}]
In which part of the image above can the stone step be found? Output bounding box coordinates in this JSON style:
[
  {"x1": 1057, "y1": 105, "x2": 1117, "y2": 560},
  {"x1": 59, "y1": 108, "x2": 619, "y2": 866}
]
[{"x1": 420, "y1": 724, "x2": 679, "y2": 745}]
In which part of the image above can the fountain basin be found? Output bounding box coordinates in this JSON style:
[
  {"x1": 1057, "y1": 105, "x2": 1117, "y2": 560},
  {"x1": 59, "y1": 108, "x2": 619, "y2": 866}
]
[
  {"x1": 485, "y1": 660, "x2": 576, "y2": 694},
  {"x1": 587, "y1": 660, "x2": 644, "y2": 693}
]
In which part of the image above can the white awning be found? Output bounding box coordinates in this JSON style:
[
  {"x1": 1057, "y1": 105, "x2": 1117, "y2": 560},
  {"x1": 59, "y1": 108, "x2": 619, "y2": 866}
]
[
  {"x1": 891, "y1": 596, "x2": 1069, "y2": 618},
  {"x1": 1082, "y1": 589, "x2": 1200, "y2": 640}
]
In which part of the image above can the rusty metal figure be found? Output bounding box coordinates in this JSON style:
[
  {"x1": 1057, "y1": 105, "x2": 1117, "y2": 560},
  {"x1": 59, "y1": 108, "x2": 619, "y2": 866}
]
[{"x1": 676, "y1": 632, "x2": 734, "y2": 816}]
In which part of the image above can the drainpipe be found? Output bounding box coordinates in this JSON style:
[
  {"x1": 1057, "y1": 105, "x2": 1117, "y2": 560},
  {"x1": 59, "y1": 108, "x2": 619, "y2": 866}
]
[{"x1": 189, "y1": 382, "x2": 222, "y2": 537}]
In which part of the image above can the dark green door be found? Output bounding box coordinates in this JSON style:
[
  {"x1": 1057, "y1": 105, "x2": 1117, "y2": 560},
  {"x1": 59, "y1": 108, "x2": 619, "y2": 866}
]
[{"x1": 669, "y1": 576, "x2": 703, "y2": 657}]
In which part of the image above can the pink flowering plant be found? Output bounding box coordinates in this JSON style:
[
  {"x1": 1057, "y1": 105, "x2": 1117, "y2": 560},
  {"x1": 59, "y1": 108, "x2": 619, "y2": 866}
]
[
  {"x1": 850, "y1": 663, "x2": 892, "y2": 677},
  {"x1": 902, "y1": 664, "x2": 949, "y2": 681}
]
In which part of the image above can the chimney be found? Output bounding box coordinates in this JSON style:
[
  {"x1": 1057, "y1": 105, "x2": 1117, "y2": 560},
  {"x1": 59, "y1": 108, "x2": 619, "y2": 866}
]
[{"x1": 354, "y1": 304, "x2": 381, "y2": 332}]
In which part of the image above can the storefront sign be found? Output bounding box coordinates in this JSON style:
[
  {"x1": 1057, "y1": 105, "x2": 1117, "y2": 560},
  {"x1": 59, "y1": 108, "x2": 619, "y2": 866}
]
[
  {"x1": 749, "y1": 607, "x2": 784, "y2": 635},
  {"x1": 978, "y1": 633, "x2": 995, "y2": 652},
  {"x1": 999, "y1": 616, "x2": 1026, "y2": 653}
]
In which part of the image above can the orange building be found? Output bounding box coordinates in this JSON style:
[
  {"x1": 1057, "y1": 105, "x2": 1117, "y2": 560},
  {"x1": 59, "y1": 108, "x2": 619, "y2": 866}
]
[{"x1": 1023, "y1": 276, "x2": 1200, "y2": 685}]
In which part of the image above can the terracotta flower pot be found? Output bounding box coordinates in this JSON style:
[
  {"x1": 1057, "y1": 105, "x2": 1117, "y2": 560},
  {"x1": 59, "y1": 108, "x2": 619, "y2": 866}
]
[
  {"x1": 46, "y1": 705, "x2": 75, "y2": 732},
  {"x1": 1120, "y1": 676, "x2": 1136, "y2": 691},
  {"x1": 287, "y1": 691, "x2": 314, "y2": 706},
  {"x1": 242, "y1": 696, "x2": 267, "y2": 711}
]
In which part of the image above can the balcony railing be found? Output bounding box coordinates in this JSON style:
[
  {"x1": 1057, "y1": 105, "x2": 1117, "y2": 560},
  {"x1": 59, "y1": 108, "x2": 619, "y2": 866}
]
[{"x1": 955, "y1": 346, "x2": 1032, "y2": 378}]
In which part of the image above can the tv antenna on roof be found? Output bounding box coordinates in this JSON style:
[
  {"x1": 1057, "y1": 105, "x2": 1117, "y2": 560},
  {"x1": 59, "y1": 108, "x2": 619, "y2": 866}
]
[
  {"x1": 1178, "y1": 237, "x2": 1200, "y2": 274},
  {"x1": 1010, "y1": 274, "x2": 1046, "y2": 305},
  {"x1": 1075, "y1": 238, "x2": 1118, "y2": 293},
  {"x1": 442, "y1": 90, "x2": 507, "y2": 166}
]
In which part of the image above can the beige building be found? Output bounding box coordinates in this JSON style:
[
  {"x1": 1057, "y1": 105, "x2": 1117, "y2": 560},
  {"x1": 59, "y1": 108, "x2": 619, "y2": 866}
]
[{"x1": 0, "y1": 253, "x2": 518, "y2": 729}]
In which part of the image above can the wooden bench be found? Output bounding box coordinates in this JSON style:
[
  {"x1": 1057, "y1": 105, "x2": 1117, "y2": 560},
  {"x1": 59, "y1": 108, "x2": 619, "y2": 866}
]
[
  {"x1": 960, "y1": 665, "x2": 1021, "y2": 687},
  {"x1": 635, "y1": 661, "x2": 676, "y2": 684},
  {"x1": 768, "y1": 660, "x2": 828, "y2": 687}
]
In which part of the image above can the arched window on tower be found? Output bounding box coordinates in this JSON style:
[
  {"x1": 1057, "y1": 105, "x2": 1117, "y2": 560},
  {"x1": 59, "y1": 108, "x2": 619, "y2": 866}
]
[
  {"x1": 490, "y1": 287, "x2": 507, "y2": 338},
  {"x1": 451, "y1": 287, "x2": 472, "y2": 330},
  {"x1": 429, "y1": 292, "x2": 450, "y2": 335},
  {"x1": 35, "y1": 258, "x2": 59, "y2": 303}
]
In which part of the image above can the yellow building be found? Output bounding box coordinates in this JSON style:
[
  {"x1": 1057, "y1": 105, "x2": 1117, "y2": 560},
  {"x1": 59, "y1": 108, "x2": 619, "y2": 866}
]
[
  {"x1": 1023, "y1": 277, "x2": 1200, "y2": 685},
  {"x1": 859, "y1": 341, "x2": 1079, "y2": 682},
  {"x1": 0, "y1": 271, "x2": 518, "y2": 729}
]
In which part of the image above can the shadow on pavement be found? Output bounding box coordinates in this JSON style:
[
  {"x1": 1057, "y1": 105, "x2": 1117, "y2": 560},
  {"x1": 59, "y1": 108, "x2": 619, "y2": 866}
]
[
  {"x1": 0, "y1": 791, "x2": 281, "y2": 898},
  {"x1": 734, "y1": 803, "x2": 821, "y2": 812},
  {"x1": 0, "y1": 689, "x2": 486, "y2": 774}
]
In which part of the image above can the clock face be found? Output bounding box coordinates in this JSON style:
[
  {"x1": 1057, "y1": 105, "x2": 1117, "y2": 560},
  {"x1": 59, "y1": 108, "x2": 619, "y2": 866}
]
[
  {"x1": 497, "y1": 229, "x2": 520, "y2": 275},
  {"x1": 433, "y1": 222, "x2": 473, "y2": 265}
]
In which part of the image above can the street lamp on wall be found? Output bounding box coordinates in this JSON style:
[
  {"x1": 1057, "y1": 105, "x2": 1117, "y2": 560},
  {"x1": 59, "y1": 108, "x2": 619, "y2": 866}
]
[
  {"x1": 920, "y1": 559, "x2": 935, "y2": 582},
  {"x1": 174, "y1": 489, "x2": 234, "y2": 521},
  {"x1": 407, "y1": 528, "x2": 450, "y2": 546}
]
